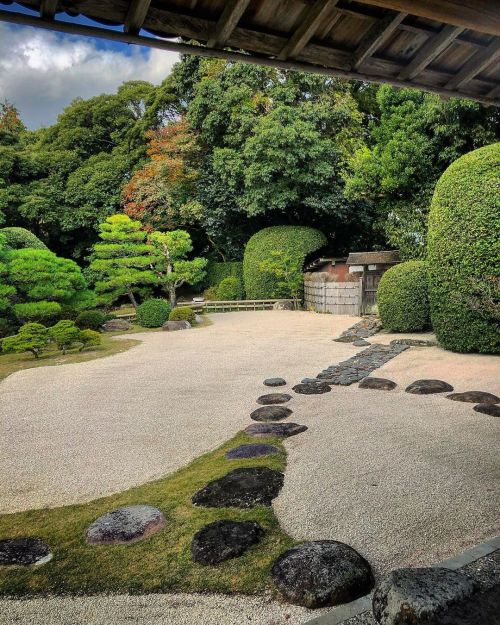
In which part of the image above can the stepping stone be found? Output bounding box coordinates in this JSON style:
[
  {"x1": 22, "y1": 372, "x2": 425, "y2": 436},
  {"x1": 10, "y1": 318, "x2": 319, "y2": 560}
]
[
  {"x1": 405, "y1": 379, "x2": 454, "y2": 394},
  {"x1": 85, "y1": 505, "x2": 166, "y2": 545},
  {"x1": 245, "y1": 422, "x2": 307, "y2": 438},
  {"x1": 0, "y1": 538, "x2": 52, "y2": 566},
  {"x1": 256, "y1": 393, "x2": 292, "y2": 405},
  {"x1": 226, "y1": 444, "x2": 279, "y2": 459},
  {"x1": 250, "y1": 405, "x2": 292, "y2": 422},
  {"x1": 473, "y1": 403, "x2": 500, "y2": 417},
  {"x1": 271, "y1": 540, "x2": 373, "y2": 608},
  {"x1": 102, "y1": 319, "x2": 131, "y2": 332},
  {"x1": 301, "y1": 378, "x2": 318, "y2": 383},
  {"x1": 353, "y1": 339, "x2": 371, "y2": 347},
  {"x1": 372, "y1": 567, "x2": 477, "y2": 625},
  {"x1": 359, "y1": 377, "x2": 397, "y2": 391},
  {"x1": 264, "y1": 377, "x2": 286, "y2": 387},
  {"x1": 292, "y1": 382, "x2": 331, "y2": 395},
  {"x1": 162, "y1": 320, "x2": 191, "y2": 331},
  {"x1": 447, "y1": 391, "x2": 499, "y2": 404},
  {"x1": 191, "y1": 520, "x2": 263, "y2": 565},
  {"x1": 192, "y1": 467, "x2": 284, "y2": 508}
]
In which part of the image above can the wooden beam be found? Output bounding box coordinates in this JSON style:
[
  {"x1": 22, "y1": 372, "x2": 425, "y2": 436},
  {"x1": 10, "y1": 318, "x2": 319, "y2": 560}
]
[
  {"x1": 352, "y1": 11, "x2": 407, "y2": 70},
  {"x1": 445, "y1": 37, "x2": 500, "y2": 89},
  {"x1": 278, "y1": 0, "x2": 339, "y2": 61},
  {"x1": 353, "y1": 0, "x2": 500, "y2": 37},
  {"x1": 399, "y1": 24, "x2": 464, "y2": 80},
  {"x1": 207, "y1": 0, "x2": 251, "y2": 48},
  {"x1": 124, "y1": 0, "x2": 151, "y2": 34},
  {"x1": 40, "y1": 0, "x2": 58, "y2": 19}
]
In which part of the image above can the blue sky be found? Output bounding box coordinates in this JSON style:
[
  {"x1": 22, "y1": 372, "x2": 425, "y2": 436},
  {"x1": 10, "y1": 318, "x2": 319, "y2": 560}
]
[{"x1": 0, "y1": 3, "x2": 180, "y2": 128}]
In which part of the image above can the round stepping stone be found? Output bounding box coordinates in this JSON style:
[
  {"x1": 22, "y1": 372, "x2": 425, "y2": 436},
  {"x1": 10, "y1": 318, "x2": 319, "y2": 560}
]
[
  {"x1": 473, "y1": 403, "x2": 500, "y2": 417},
  {"x1": 446, "y1": 391, "x2": 499, "y2": 404},
  {"x1": 271, "y1": 540, "x2": 373, "y2": 608},
  {"x1": 85, "y1": 505, "x2": 166, "y2": 545},
  {"x1": 245, "y1": 422, "x2": 307, "y2": 438},
  {"x1": 359, "y1": 377, "x2": 397, "y2": 391},
  {"x1": 250, "y1": 405, "x2": 292, "y2": 422},
  {"x1": 292, "y1": 382, "x2": 331, "y2": 395},
  {"x1": 192, "y1": 467, "x2": 284, "y2": 508},
  {"x1": 256, "y1": 393, "x2": 292, "y2": 405},
  {"x1": 0, "y1": 538, "x2": 52, "y2": 566},
  {"x1": 191, "y1": 520, "x2": 263, "y2": 565},
  {"x1": 264, "y1": 377, "x2": 286, "y2": 387},
  {"x1": 372, "y1": 567, "x2": 477, "y2": 625},
  {"x1": 226, "y1": 444, "x2": 279, "y2": 459},
  {"x1": 353, "y1": 339, "x2": 371, "y2": 347},
  {"x1": 405, "y1": 379, "x2": 454, "y2": 394}
]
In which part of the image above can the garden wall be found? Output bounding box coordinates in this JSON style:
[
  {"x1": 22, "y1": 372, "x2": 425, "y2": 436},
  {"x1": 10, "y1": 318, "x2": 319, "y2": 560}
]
[{"x1": 304, "y1": 274, "x2": 361, "y2": 315}]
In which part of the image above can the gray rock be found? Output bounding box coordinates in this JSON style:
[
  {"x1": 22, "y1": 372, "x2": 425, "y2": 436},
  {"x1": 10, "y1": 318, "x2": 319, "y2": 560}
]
[
  {"x1": 192, "y1": 467, "x2": 284, "y2": 508},
  {"x1": 191, "y1": 520, "x2": 263, "y2": 565},
  {"x1": 0, "y1": 538, "x2": 52, "y2": 566},
  {"x1": 85, "y1": 505, "x2": 166, "y2": 545},
  {"x1": 194, "y1": 314, "x2": 203, "y2": 324},
  {"x1": 273, "y1": 300, "x2": 294, "y2": 310},
  {"x1": 405, "y1": 379, "x2": 454, "y2": 394},
  {"x1": 271, "y1": 540, "x2": 373, "y2": 608},
  {"x1": 226, "y1": 444, "x2": 279, "y2": 459},
  {"x1": 447, "y1": 391, "x2": 499, "y2": 404},
  {"x1": 372, "y1": 567, "x2": 478, "y2": 625},
  {"x1": 250, "y1": 405, "x2": 292, "y2": 422},
  {"x1": 102, "y1": 319, "x2": 132, "y2": 332},
  {"x1": 292, "y1": 382, "x2": 332, "y2": 395},
  {"x1": 264, "y1": 377, "x2": 287, "y2": 387},
  {"x1": 245, "y1": 422, "x2": 307, "y2": 438},
  {"x1": 473, "y1": 403, "x2": 500, "y2": 417},
  {"x1": 359, "y1": 377, "x2": 397, "y2": 391},
  {"x1": 390, "y1": 338, "x2": 437, "y2": 347},
  {"x1": 256, "y1": 393, "x2": 292, "y2": 405},
  {"x1": 353, "y1": 339, "x2": 371, "y2": 347},
  {"x1": 162, "y1": 320, "x2": 191, "y2": 331}
]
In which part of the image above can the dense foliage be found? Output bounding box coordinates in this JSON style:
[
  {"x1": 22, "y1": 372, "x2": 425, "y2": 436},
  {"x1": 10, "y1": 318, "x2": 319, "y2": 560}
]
[
  {"x1": 243, "y1": 226, "x2": 326, "y2": 298},
  {"x1": 169, "y1": 306, "x2": 195, "y2": 323},
  {"x1": 75, "y1": 310, "x2": 106, "y2": 331},
  {"x1": 0, "y1": 227, "x2": 48, "y2": 250},
  {"x1": 206, "y1": 261, "x2": 243, "y2": 289},
  {"x1": 217, "y1": 277, "x2": 243, "y2": 301},
  {"x1": 427, "y1": 143, "x2": 500, "y2": 353},
  {"x1": 377, "y1": 261, "x2": 430, "y2": 332},
  {"x1": 2, "y1": 322, "x2": 49, "y2": 358},
  {"x1": 136, "y1": 298, "x2": 172, "y2": 328}
]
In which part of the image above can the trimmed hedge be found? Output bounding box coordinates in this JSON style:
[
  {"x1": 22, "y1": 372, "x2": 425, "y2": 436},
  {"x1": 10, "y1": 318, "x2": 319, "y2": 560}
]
[
  {"x1": 13, "y1": 301, "x2": 61, "y2": 323},
  {"x1": 206, "y1": 261, "x2": 243, "y2": 289},
  {"x1": 0, "y1": 227, "x2": 48, "y2": 251},
  {"x1": 243, "y1": 226, "x2": 326, "y2": 299},
  {"x1": 427, "y1": 142, "x2": 500, "y2": 354},
  {"x1": 75, "y1": 310, "x2": 106, "y2": 331},
  {"x1": 136, "y1": 299, "x2": 171, "y2": 328},
  {"x1": 217, "y1": 277, "x2": 243, "y2": 301},
  {"x1": 169, "y1": 306, "x2": 195, "y2": 323},
  {"x1": 377, "y1": 261, "x2": 430, "y2": 332}
]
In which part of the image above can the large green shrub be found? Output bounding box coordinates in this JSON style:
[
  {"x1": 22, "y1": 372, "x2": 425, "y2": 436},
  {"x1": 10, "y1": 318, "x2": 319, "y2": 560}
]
[
  {"x1": 217, "y1": 277, "x2": 243, "y2": 301},
  {"x1": 427, "y1": 143, "x2": 500, "y2": 353},
  {"x1": 49, "y1": 320, "x2": 81, "y2": 353},
  {"x1": 206, "y1": 261, "x2": 244, "y2": 288},
  {"x1": 377, "y1": 261, "x2": 430, "y2": 332},
  {"x1": 75, "y1": 310, "x2": 106, "y2": 331},
  {"x1": 136, "y1": 299, "x2": 172, "y2": 328},
  {"x1": 13, "y1": 301, "x2": 61, "y2": 323},
  {"x1": 79, "y1": 329, "x2": 102, "y2": 351},
  {"x1": 0, "y1": 227, "x2": 48, "y2": 251},
  {"x1": 243, "y1": 226, "x2": 326, "y2": 299},
  {"x1": 2, "y1": 323, "x2": 49, "y2": 358},
  {"x1": 169, "y1": 306, "x2": 195, "y2": 323}
]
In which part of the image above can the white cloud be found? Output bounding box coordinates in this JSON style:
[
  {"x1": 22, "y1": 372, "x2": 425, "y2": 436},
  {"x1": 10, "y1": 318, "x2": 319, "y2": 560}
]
[{"x1": 0, "y1": 24, "x2": 180, "y2": 128}]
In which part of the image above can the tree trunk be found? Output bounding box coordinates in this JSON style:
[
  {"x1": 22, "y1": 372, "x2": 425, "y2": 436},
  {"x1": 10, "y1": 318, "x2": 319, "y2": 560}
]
[
  {"x1": 168, "y1": 285, "x2": 177, "y2": 308},
  {"x1": 128, "y1": 291, "x2": 138, "y2": 309}
]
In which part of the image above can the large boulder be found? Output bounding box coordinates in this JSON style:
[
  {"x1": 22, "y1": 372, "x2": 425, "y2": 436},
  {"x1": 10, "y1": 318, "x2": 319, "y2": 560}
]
[
  {"x1": 271, "y1": 540, "x2": 373, "y2": 608},
  {"x1": 245, "y1": 422, "x2": 307, "y2": 438},
  {"x1": 250, "y1": 405, "x2": 292, "y2": 422},
  {"x1": 192, "y1": 467, "x2": 284, "y2": 508},
  {"x1": 85, "y1": 505, "x2": 166, "y2": 545},
  {"x1": 372, "y1": 567, "x2": 478, "y2": 625},
  {"x1": 102, "y1": 319, "x2": 132, "y2": 332},
  {"x1": 191, "y1": 520, "x2": 263, "y2": 565},
  {"x1": 162, "y1": 320, "x2": 191, "y2": 331},
  {"x1": 273, "y1": 300, "x2": 294, "y2": 310},
  {"x1": 0, "y1": 537, "x2": 52, "y2": 566}
]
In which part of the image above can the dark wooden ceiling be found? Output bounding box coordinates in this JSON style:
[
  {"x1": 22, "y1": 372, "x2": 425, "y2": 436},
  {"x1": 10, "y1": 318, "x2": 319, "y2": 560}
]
[{"x1": 1, "y1": 0, "x2": 499, "y2": 104}]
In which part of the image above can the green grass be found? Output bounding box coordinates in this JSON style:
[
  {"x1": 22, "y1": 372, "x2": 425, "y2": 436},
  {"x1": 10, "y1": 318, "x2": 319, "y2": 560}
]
[{"x1": 0, "y1": 433, "x2": 293, "y2": 597}]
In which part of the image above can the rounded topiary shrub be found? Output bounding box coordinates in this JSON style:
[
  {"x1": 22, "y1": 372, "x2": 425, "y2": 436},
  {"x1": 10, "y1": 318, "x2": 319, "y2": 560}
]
[
  {"x1": 75, "y1": 310, "x2": 106, "y2": 331},
  {"x1": 243, "y1": 226, "x2": 327, "y2": 299},
  {"x1": 427, "y1": 142, "x2": 500, "y2": 353},
  {"x1": 0, "y1": 227, "x2": 48, "y2": 251},
  {"x1": 136, "y1": 299, "x2": 171, "y2": 328},
  {"x1": 217, "y1": 276, "x2": 244, "y2": 301},
  {"x1": 377, "y1": 261, "x2": 430, "y2": 332},
  {"x1": 169, "y1": 306, "x2": 196, "y2": 323}
]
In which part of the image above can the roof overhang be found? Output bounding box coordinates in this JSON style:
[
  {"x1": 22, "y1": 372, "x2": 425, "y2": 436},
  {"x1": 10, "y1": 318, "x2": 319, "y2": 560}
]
[{"x1": 0, "y1": 1, "x2": 499, "y2": 105}]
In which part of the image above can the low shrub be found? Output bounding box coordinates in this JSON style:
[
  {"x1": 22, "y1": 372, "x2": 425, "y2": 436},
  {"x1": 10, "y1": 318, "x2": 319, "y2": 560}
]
[
  {"x1": 136, "y1": 299, "x2": 172, "y2": 328},
  {"x1": 49, "y1": 320, "x2": 82, "y2": 353},
  {"x1": 2, "y1": 322, "x2": 49, "y2": 358},
  {"x1": 203, "y1": 286, "x2": 218, "y2": 301},
  {"x1": 217, "y1": 277, "x2": 243, "y2": 301},
  {"x1": 79, "y1": 329, "x2": 102, "y2": 351},
  {"x1": 75, "y1": 310, "x2": 106, "y2": 331},
  {"x1": 169, "y1": 306, "x2": 195, "y2": 323},
  {"x1": 13, "y1": 301, "x2": 61, "y2": 324},
  {"x1": 377, "y1": 261, "x2": 430, "y2": 332}
]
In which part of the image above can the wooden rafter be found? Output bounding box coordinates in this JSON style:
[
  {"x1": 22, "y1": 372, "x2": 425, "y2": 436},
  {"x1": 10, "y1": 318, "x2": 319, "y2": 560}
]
[
  {"x1": 278, "y1": 0, "x2": 340, "y2": 61},
  {"x1": 445, "y1": 37, "x2": 500, "y2": 89},
  {"x1": 39, "y1": 0, "x2": 58, "y2": 19},
  {"x1": 399, "y1": 24, "x2": 464, "y2": 80},
  {"x1": 208, "y1": 0, "x2": 251, "y2": 48},
  {"x1": 124, "y1": 0, "x2": 151, "y2": 34},
  {"x1": 352, "y1": 11, "x2": 407, "y2": 70}
]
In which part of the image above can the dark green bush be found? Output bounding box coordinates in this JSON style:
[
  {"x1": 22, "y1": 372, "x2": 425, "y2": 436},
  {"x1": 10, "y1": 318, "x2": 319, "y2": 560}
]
[
  {"x1": 75, "y1": 310, "x2": 106, "y2": 331},
  {"x1": 13, "y1": 301, "x2": 61, "y2": 323},
  {"x1": 0, "y1": 227, "x2": 48, "y2": 250},
  {"x1": 427, "y1": 142, "x2": 500, "y2": 353},
  {"x1": 169, "y1": 306, "x2": 195, "y2": 323},
  {"x1": 377, "y1": 261, "x2": 430, "y2": 332},
  {"x1": 217, "y1": 277, "x2": 244, "y2": 301},
  {"x1": 243, "y1": 226, "x2": 327, "y2": 299},
  {"x1": 206, "y1": 261, "x2": 243, "y2": 288},
  {"x1": 136, "y1": 299, "x2": 172, "y2": 328}
]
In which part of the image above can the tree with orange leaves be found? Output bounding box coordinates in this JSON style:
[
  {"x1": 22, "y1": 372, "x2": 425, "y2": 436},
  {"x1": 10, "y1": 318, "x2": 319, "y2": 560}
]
[{"x1": 0, "y1": 101, "x2": 25, "y2": 146}]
